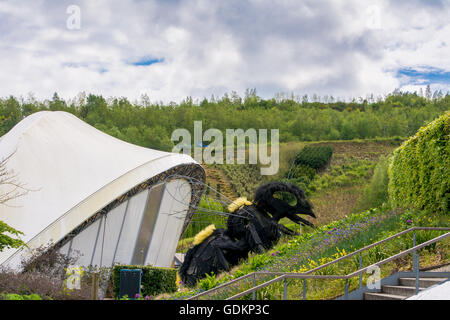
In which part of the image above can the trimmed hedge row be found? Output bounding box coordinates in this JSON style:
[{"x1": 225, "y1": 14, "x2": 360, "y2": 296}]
[
  {"x1": 112, "y1": 265, "x2": 177, "y2": 298},
  {"x1": 388, "y1": 111, "x2": 449, "y2": 213},
  {"x1": 294, "y1": 145, "x2": 333, "y2": 170}
]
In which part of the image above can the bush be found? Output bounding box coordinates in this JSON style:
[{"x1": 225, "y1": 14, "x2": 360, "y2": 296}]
[
  {"x1": 289, "y1": 164, "x2": 316, "y2": 181},
  {"x1": 0, "y1": 270, "x2": 90, "y2": 300},
  {"x1": 0, "y1": 244, "x2": 91, "y2": 300},
  {"x1": 357, "y1": 155, "x2": 391, "y2": 211},
  {"x1": 0, "y1": 293, "x2": 42, "y2": 300},
  {"x1": 112, "y1": 265, "x2": 177, "y2": 298},
  {"x1": 388, "y1": 112, "x2": 449, "y2": 213},
  {"x1": 294, "y1": 145, "x2": 333, "y2": 170}
]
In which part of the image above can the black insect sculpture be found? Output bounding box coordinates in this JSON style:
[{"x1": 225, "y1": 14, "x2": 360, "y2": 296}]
[{"x1": 179, "y1": 181, "x2": 316, "y2": 287}]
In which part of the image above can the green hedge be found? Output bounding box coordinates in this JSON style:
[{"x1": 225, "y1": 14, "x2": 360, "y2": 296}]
[
  {"x1": 294, "y1": 145, "x2": 333, "y2": 170},
  {"x1": 112, "y1": 265, "x2": 177, "y2": 298},
  {"x1": 388, "y1": 111, "x2": 449, "y2": 213}
]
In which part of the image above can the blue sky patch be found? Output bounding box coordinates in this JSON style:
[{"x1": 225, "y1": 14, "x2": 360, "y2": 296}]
[
  {"x1": 396, "y1": 66, "x2": 450, "y2": 85},
  {"x1": 131, "y1": 57, "x2": 164, "y2": 66}
]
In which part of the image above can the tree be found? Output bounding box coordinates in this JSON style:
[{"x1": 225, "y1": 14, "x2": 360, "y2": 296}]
[
  {"x1": 425, "y1": 85, "x2": 432, "y2": 100},
  {"x1": 0, "y1": 153, "x2": 27, "y2": 252},
  {"x1": 0, "y1": 96, "x2": 22, "y2": 136}
]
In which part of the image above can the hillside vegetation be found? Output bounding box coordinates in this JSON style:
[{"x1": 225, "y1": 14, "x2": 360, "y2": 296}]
[
  {"x1": 168, "y1": 112, "x2": 449, "y2": 300},
  {"x1": 1, "y1": 91, "x2": 448, "y2": 148}
]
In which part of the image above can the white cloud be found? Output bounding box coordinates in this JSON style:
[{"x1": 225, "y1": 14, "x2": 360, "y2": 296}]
[{"x1": 0, "y1": 0, "x2": 449, "y2": 103}]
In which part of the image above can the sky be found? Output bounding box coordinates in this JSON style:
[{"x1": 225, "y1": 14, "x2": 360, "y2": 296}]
[{"x1": 0, "y1": 0, "x2": 449, "y2": 103}]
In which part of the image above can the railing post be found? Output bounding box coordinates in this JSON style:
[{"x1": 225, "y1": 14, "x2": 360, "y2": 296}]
[
  {"x1": 252, "y1": 274, "x2": 256, "y2": 300},
  {"x1": 283, "y1": 279, "x2": 287, "y2": 300},
  {"x1": 412, "y1": 231, "x2": 416, "y2": 273},
  {"x1": 303, "y1": 279, "x2": 307, "y2": 300},
  {"x1": 415, "y1": 252, "x2": 420, "y2": 295},
  {"x1": 344, "y1": 279, "x2": 349, "y2": 300},
  {"x1": 359, "y1": 253, "x2": 363, "y2": 289}
]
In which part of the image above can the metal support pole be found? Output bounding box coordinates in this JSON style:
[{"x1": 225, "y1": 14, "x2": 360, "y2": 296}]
[
  {"x1": 303, "y1": 279, "x2": 307, "y2": 300},
  {"x1": 415, "y1": 252, "x2": 420, "y2": 295},
  {"x1": 252, "y1": 274, "x2": 256, "y2": 300},
  {"x1": 412, "y1": 231, "x2": 416, "y2": 273},
  {"x1": 344, "y1": 279, "x2": 349, "y2": 300},
  {"x1": 359, "y1": 253, "x2": 363, "y2": 289},
  {"x1": 412, "y1": 231, "x2": 420, "y2": 295},
  {"x1": 283, "y1": 280, "x2": 287, "y2": 300}
]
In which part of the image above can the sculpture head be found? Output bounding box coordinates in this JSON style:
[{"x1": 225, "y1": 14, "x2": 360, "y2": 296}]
[{"x1": 254, "y1": 182, "x2": 316, "y2": 227}]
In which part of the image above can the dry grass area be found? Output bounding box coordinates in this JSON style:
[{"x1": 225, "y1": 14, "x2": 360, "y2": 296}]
[
  {"x1": 308, "y1": 185, "x2": 364, "y2": 226},
  {"x1": 315, "y1": 139, "x2": 401, "y2": 168}
]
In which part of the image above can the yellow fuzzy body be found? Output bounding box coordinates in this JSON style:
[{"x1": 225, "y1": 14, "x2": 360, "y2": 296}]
[
  {"x1": 227, "y1": 197, "x2": 252, "y2": 213},
  {"x1": 193, "y1": 224, "x2": 216, "y2": 245}
]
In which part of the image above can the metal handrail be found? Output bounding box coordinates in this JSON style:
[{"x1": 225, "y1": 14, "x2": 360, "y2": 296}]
[
  {"x1": 187, "y1": 226, "x2": 450, "y2": 300},
  {"x1": 226, "y1": 230, "x2": 449, "y2": 300}
]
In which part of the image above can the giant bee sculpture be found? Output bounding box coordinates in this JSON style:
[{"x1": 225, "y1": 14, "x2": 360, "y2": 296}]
[{"x1": 179, "y1": 181, "x2": 316, "y2": 287}]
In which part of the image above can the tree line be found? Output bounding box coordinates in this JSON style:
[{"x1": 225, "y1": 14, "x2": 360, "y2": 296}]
[{"x1": 0, "y1": 90, "x2": 449, "y2": 151}]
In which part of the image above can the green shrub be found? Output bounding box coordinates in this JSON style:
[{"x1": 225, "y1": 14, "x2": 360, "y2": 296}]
[
  {"x1": 289, "y1": 164, "x2": 316, "y2": 181},
  {"x1": 0, "y1": 293, "x2": 42, "y2": 300},
  {"x1": 357, "y1": 155, "x2": 391, "y2": 211},
  {"x1": 388, "y1": 112, "x2": 449, "y2": 213},
  {"x1": 294, "y1": 145, "x2": 333, "y2": 170},
  {"x1": 112, "y1": 265, "x2": 177, "y2": 298}
]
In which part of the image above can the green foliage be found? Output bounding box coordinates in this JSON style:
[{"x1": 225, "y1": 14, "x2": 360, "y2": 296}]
[
  {"x1": 0, "y1": 293, "x2": 43, "y2": 300},
  {"x1": 388, "y1": 111, "x2": 449, "y2": 213},
  {"x1": 182, "y1": 196, "x2": 228, "y2": 239},
  {"x1": 1, "y1": 91, "x2": 449, "y2": 147},
  {"x1": 287, "y1": 158, "x2": 376, "y2": 195},
  {"x1": 0, "y1": 293, "x2": 42, "y2": 300},
  {"x1": 357, "y1": 155, "x2": 391, "y2": 211},
  {"x1": 112, "y1": 265, "x2": 177, "y2": 298},
  {"x1": 219, "y1": 163, "x2": 268, "y2": 199},
  {"x1": 197, "y1": 272, "x2": 221, "y2": 291},
  {"x1": 294, "y1": 145, "x2": 333, "y2": 170},
  {"x1": 0, "y1": 220, "x2": 25, "y2": 252}
]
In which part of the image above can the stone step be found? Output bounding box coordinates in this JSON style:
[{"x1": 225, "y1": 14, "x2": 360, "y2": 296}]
[
  {"x1": 398, "y1": 277, "x2": 448, "y2": 288},
  {"x1": 364, "y1": 292, "x2": 406, "y2": 300},
  {"x1": 382, "y1": 285, "x2": 424, "y2": 297}
]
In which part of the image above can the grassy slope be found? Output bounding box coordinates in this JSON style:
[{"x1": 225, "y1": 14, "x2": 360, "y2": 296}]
[
  {"x1": 210, "y1": 139, "x2": 400, "y2": 226},
  {"x1": 168, "y1": 138, "x2": 448, "y2": 300},
  {"x1": 168, "y1": 208, "x2": 449, "y2": 300},
  {"x1": 178, "y1": 139, "x2": 401, "y2": 250}
]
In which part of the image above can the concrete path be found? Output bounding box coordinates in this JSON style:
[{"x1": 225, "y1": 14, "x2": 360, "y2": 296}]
[{"x1": 406, "y1": 279, "x2": 450, "y2": 300}]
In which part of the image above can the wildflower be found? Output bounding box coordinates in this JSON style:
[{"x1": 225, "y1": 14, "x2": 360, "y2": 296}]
[
  {"x1": 145, "y1": 296, "x2": 150, "y2": 300},
  {"x1": 135, "y1": 293, "x2": 140, "y2": 299}
]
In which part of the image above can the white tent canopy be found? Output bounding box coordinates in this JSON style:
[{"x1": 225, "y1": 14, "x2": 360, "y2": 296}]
[{"x1": 0, "y1": 111, "x2": 204, "y2": 269}]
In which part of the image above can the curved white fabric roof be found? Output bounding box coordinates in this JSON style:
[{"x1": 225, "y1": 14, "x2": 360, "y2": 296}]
[{"x1": 0, "y1": 111, "x2": 200, "y2": 267}]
